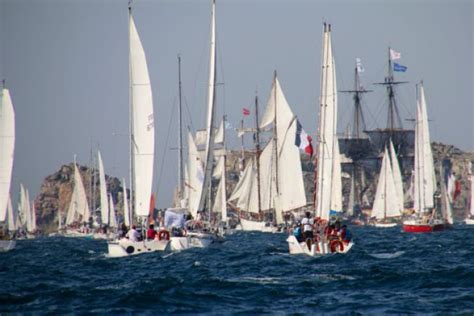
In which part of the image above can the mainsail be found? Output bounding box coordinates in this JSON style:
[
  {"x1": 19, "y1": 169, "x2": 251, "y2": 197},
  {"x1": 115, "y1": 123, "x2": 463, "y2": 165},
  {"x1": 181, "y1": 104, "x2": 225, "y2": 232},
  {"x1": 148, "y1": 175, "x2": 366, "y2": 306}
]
[
  {"x1": 129, "y1": 10, "x2": 155, "y2": 218},
  {"x1": 98, "y1": 151, "x2": 109, "y2": 225},
  {"x1": 187, "y1": 132, "x2": 204, "y2": 217},
  {"x1": 316, "y1": 24, "x2": 340, "y2": 220},
  {"x1": 108, "y1": 194, "x2": 117, "y2": 229},
  {"x1": 413, "y1": 82, "x2": 436, "y2": 214},
  {"x1": 389, "y1": 139, "x2": 404, "y2": 213},
  {"x1": 0, "y1": 88, "x2": 15, "y2": 224},
  {"x1": 372, "y1": 147, "x2": 400, "y2": 219},
  {"x1": 66, "y1": 162, "x2": 90, "y2": 225}
]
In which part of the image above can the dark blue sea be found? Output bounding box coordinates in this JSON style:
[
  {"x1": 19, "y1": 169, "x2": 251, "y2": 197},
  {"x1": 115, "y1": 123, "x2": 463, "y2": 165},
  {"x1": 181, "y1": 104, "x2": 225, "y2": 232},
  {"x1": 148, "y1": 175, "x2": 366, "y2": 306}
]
[{"x1": 1, "y1": 225, "x2": 474, "y2": 314}]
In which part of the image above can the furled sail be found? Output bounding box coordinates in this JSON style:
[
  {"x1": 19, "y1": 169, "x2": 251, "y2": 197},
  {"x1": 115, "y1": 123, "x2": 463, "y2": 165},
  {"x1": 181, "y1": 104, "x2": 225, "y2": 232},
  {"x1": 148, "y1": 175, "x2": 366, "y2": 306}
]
[
  {"x1": 129, "y1": 12, "x2": 155, "y2": 217},
  {"x1": 0, "y1": 88, "x2": 15, "y2": 223}
]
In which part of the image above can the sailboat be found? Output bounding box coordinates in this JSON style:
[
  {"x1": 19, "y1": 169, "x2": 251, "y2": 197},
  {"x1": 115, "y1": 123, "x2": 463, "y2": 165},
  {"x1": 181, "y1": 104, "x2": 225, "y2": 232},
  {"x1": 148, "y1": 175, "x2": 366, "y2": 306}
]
[
  {"x1": 93, "y1": 151, "x2": 112, "y2": 239},
  {"x1": 229, "y1": 73, "x2": 308, "y2": 233},
  {"x1": 164, "y1": 0, "x2": 222, "y2": 251},
  {"x1": 0, "y1": 84, "x2": 16, "y2": 251},
  {"x1": 370, "y1": 145, "x2": 402, "y2": 227},
  {"x1": 287, "y1": 23, "x2": 353, "y2": 256},
  {"x1": 402, "y1": 82, "x2": 447, "y2": 232},
  {"x1": 64, "y1": 158, "x2": 93, "y2": 237},
  {"x1": 465, "y1": 162, "x2": 474, "y2": 224},
  {"x1": 107, "y1": 4, "x2": 169, "y2": 257}
]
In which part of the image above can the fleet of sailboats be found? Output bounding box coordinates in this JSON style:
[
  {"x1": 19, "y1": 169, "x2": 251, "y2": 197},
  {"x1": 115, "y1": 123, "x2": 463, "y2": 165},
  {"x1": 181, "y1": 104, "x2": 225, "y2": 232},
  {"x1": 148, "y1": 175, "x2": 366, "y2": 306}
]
[{"x1": 3, "y1": 1, "x2": 472, "y2": 260}]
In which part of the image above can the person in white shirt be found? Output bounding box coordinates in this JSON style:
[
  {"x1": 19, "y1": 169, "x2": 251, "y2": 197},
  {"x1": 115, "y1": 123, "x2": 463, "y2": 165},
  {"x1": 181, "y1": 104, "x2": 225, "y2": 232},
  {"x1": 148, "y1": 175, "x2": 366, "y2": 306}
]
[
  {"x1": 125, "y1": 225, "x2": 141, "y2": 242},
  {"x1": 300, "y1": 212, "x2": 314, "y2": 250}
]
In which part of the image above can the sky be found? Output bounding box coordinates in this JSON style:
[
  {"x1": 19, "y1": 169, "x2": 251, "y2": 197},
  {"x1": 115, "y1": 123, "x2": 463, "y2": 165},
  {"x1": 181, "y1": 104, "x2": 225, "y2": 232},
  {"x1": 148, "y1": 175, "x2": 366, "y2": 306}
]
[{"x1": 1, "y1": 0, "x2": 473, "y2": 208}]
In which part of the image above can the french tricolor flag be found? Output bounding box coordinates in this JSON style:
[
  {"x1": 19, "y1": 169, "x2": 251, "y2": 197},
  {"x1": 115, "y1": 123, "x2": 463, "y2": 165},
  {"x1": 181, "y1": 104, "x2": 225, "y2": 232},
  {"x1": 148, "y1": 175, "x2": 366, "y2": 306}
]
[{"x1": 295, "y1": 120, "x2": 313, "y2": 157}]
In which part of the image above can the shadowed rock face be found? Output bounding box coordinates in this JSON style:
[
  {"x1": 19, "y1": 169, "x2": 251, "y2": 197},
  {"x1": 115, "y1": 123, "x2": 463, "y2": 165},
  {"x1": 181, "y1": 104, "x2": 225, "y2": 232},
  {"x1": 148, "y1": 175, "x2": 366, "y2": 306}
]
[
  {"x1": 34, "y1": 142, "x2": 473, "y2": 233},
  {"x1": 35, "y1": 163, "x2": 129, "y2": 234}
]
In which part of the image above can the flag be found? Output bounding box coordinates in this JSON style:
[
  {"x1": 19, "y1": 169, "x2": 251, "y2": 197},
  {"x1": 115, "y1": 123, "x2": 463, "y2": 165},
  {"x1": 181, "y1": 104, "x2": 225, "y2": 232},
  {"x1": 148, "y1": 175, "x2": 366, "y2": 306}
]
[
  {"x1": 390, "y1": 48, "x2": 401, "y2": 60},
  {"x1": 242, "y1": 107, "x2": 250, "y2": 116},
  {"x1": 295, "y1": 120, "x2": 313, "y2": 157},
  {"x1": 356, "y1": 57, "x2": 365, "y2": 73},
  {"x1": 393, "y1": 63, "x2": 407, "y2": 72}
]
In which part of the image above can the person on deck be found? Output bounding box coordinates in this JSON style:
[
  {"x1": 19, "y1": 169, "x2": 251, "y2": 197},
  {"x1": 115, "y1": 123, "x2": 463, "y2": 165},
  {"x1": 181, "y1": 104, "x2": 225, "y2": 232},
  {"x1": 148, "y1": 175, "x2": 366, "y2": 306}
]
[
  {"x1": 126, "y1": 225, "x2": 141, "y2": 242},
  {"x1": 339, "y1": 224, "x2": 352, "y2": 243},
  {"x1": 293, "y1": 222, "x2": 303, "y2": 242},
  {"x1": 301, "y1": 212, "x2": 314, "y2": 250},
  {"x1": 146, "y1": 224, "x2": 157, "y2": 240}
]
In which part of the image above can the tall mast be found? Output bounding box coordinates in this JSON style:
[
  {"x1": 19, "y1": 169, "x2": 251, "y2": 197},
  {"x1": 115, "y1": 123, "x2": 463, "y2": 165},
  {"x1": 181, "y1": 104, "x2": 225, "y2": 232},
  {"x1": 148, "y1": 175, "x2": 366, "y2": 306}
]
[
  {"x1": 254, "y1": 93, "x2": 262, "y2": 213},
  {"x1": 128, "y1": 3, "x2": 135, "y2": 222},
  {"x1": 177, "y1": 55, "x2": 184, "y2": 200}
]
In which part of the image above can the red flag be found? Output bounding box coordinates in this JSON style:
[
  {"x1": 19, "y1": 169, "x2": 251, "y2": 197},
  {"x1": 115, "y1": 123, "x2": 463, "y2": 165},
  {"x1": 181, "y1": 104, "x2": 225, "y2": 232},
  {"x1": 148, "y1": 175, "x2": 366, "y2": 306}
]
[{"x1": 242, "y1": 107, "x2": 250, "y2": 116}]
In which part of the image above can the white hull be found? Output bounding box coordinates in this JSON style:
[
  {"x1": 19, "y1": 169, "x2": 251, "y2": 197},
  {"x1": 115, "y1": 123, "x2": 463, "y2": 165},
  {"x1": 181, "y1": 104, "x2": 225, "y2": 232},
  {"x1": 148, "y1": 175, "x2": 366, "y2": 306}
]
[
  {"x1": 64, "y1": 230, "x2": 94, "y2": 238},
  {"x1": 240, "y1": 218, "x2": 279, "y2": 233},
  {"x1": 170, "y1": 233, "x2": 214, "y2": 251},
  {"x1": 465, "y1": 218, "x2": 474, "y2": 225},
  {"x1": 374, "y1": 222, "x2": 398, "y2": 228},
  {"x1": 0, "y1": 240, "x2": 16, "y2": 252},
  {"x1": 107, "y1": 238, "x2": 170, "y2": 258},
  {"x1": 92, "y1": 232, "x2": 117, "y2": 240},
  {"x1": 287, "y1": 235, "x2": 354, "y2": 257}
]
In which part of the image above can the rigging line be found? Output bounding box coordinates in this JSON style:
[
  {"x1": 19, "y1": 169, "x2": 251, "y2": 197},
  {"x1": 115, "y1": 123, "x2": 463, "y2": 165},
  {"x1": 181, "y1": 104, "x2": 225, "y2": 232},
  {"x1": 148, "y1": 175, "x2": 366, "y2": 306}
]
[
  {"x1": 156, "y1": 97, "x2": 177, "y2": 201},
  {"x1": 216, "y1": 34, "x2": 226, "y2": 116},
  {"x1": 183, "y1": 95, "x2": 195, "y2": 132},
  {"x1": 366, "y1": 89, "x2": 387, "y2": 130}
]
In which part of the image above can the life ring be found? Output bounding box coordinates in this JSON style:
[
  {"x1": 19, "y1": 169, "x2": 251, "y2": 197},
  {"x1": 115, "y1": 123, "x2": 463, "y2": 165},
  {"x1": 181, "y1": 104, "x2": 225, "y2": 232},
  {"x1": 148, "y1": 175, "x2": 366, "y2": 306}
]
[
  {"x1": 158, "y1": 230, "x2": 170, "y2": 241},
  {"x1": 329, "y1": 240, "x2": 344, "y2": 253}
]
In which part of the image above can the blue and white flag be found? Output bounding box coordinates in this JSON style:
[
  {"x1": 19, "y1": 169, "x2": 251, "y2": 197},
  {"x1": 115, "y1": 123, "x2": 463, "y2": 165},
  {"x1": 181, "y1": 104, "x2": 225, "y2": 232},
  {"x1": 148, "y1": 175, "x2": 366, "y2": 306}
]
[{"x1": 393, "y1": 63, "x2": 407, "y2": 72}]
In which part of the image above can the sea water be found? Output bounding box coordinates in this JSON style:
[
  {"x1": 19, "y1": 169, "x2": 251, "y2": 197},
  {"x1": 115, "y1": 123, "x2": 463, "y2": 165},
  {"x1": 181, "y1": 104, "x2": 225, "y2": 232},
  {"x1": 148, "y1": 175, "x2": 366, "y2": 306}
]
[{"x1": 1, "y1": 225, "x2": 473, "y2": 314}]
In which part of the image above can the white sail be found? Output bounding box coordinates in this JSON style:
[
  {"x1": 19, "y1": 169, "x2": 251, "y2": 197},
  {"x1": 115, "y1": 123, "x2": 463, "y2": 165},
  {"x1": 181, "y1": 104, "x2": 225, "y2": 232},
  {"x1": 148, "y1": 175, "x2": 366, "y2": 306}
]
[
  {"x1": 389, "y1": 139, "x2": 404, "y2": 213},
  {"x1": 7, "y1": 196, "x2": 16, "y2": 231},
  {"x1": 212, "y1": 156, "x2": 227, "y2": 221},
  {"x1": 187, "y1": 132, "x2": 204, "y2": 218},
  {"x1": 29, "y1": 199, "x2": 37, "y2": 232},
  {"x1": 330, "y1": 137, "x2": 342, "y2": 211},
  {"x1": 0, "y1": 88, "x2": 15, "y2": 223},
  {"x1": 98, "y1": 151, "x2": 109, "y2": 225},
  {"x1": 197, "y1": 0, "x2": 217, "y2": 212},
  {"x1": 66, "y1": 163, "x2": 90, "y2": 225},
  {"x1": 122, "y1": 178, "x2": 131, "y2": 227},
  {"x1": 25, "y1": 189, "x2": 32, "y2": 231},
  {"x1": 347, "y1": 174, "x2": 355, "y2": 216},
  {"x1": 372, "y1": 148, "x2": 400, "y2": 219},
  {"x1": 229, "y1": 158, "x2": 257, "y2": 213},
  {"x1": 414, "y1": 83, "x2": 436, "y2": 214},
  {"x1": 441, "y1": 179, "x2": 454, "y2": 225},
  {"x1": 129, "y1": 13, "x2": 155, "y2": 217},
  {"x1": 260, "y1": 77, "x2": 307, "y2": 215},
  {"x1": 109, "y1": 194, "x2": 117, "y2": 229},
  {"x1": 316, "y1": 24, "x2": 338, "y2": 220},
  {"x1": 18, "y1": 184, "x2": 27, "y2": 227}
]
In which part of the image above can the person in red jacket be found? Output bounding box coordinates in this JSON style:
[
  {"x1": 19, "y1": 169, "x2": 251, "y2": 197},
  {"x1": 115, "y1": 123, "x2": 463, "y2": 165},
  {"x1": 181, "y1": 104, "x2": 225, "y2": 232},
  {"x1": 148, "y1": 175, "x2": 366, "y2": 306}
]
[{"x1": 146, "y1": 224, "x2": 157, "y2": 240}]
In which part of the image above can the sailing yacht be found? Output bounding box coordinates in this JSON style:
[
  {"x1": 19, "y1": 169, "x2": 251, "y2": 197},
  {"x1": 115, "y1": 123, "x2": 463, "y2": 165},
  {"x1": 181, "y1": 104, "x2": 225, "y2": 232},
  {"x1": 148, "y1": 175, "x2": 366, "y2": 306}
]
[
  {"x1": 0, "y1": 85, "x2": 16, "y2": 251},
  {"x1": 229, "y1": 73, "x2": 307, "y2": 233},
  {"x1": 287, "y1": 24, "x2": 353, "y2": 256},
  {"x1": 107, "y1": 5, "x2": 169, "y2": 257},
  {"x1": 402, "y1": 82, "x2": 448, "y2": 232},
  {"x1": 370, "y1": 145, "x2": 402, "y2": 227},
  {"x1": 64, "y1": 159, "x2": 93, "y2": 237},
  {"x1": 163, "y1": 0, "x2": 223, "y2": 251}
]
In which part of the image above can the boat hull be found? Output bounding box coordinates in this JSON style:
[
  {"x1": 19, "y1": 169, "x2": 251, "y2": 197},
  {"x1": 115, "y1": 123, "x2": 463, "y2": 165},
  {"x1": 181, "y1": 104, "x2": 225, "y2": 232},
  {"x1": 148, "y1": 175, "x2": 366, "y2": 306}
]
[
  {"x1": 287, "y1": 235, "x2": 353, "y2": 257},
  {"x1": 374, "y1": 222, "x2": 398, "y2": 228},
  {"x1": 170, "y1": 233, "x2": 214, "y2": 251},
  {"x1": 465, "y1": 218, "x2": 474, "y2": 225},
  {"x1": 402, "y1": 220, "x2": 445, "y2": 233},
  {"x1": 240, "y1": 218, "x2": 279, "y2": 233},
  {"x1": 64, "y1": 230, "x2": 94, "y2": 238},
  {"x1": 0, "y1": 240, "x2": 16, "y2": 252},
  {"x1": 107, "y1": 238, "x2": 170, "y2": 258}
]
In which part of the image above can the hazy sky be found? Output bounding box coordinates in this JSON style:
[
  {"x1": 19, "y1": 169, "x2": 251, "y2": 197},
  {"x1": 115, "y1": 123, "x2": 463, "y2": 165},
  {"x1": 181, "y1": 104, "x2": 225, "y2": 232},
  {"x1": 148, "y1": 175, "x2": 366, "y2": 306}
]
[{"x1": 1, "y1": 0, "x2": 472, "y2": 207}]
